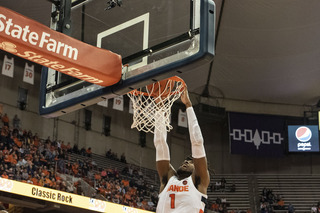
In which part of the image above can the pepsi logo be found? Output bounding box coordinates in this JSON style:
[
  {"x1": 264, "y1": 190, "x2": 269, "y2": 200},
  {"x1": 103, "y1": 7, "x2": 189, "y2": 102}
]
[{"x1": 295, "y1": 126, "x2": 312, "y2": 142}]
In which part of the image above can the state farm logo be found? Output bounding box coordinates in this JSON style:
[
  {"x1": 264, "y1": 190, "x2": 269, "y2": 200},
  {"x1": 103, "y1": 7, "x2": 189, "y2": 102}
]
[
  {"x1": 0, "y1": 10, "x2": 105, "y2": 85},
  {"x1": 0, "y1": 41, "x2": 17, "y2": 53},
  {"x1": 0, "y1": 14, "x2": 78, "y2": 60},
  {"x1": 0, "y1": 178, "x2": 13, "y2": 192},
  {"x1": 230, "y1": 128, "x2": 284, "y2": 150},
  {"x1": 0, "y1": 39, "x2": 103, "y2": 84},
  {"x1": 89, "y1": 198, "x2": 106, "y2": 212}
]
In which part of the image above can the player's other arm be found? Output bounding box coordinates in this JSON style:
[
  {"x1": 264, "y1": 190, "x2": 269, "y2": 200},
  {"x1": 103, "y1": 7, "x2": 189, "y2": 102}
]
[
  {"x1": 181, "y1": 88, "x2": 210, "y2": 194},
  {"x1": 154, "y1": 110, "x2": 176, "y2": 193}
]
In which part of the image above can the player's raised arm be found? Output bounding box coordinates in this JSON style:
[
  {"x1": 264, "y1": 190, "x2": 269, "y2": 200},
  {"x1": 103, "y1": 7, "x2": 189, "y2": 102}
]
[
  {"x1": 154, "y1": 108, "x2": 176, "y2": 193},
  {"x1": 181, "y1": 88, "x2": 210, "y2": 194}
]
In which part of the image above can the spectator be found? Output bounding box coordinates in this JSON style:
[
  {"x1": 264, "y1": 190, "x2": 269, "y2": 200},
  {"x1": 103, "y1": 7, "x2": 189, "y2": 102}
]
[
  {"x1": 210, "y1": 201, "x2": 219, "y2": 212},
  {"x1": 45, "y1": 136, "x2": 51, "y2": 144},
  {"x1": 1, "y1": 171, "x2": 8, "y2": 179},
  {"x1": 1, "y1": 113, "x2": 9, "y2": 127},
  {"x1": 106, "y1": 149, "x2": 111, "y2": 158},
  {"x1": 65, "y1": 161, "x2": 72, "y2": 175},
  {"x1": 221, "y1": 197, "x2": 227, "y2": 204},
  {"x1": 60, "y1": 141, "x2": 67, "y2": 151},
  {"x1": 221, "y1": 177, "x2": 226, "y2": 191},
  {"x1": 13, "y1": 115, "x2": 20, "y2": 129},
  {"x1": 72, "y1": 161, "x2": 79, "y2": 176},
  {"x1": 121, "y1": 166, "x2": 129, "y2": 176},
  {"x1": 0, "y1": 202, "x2": 8, "y2": 213},
  {"x1": 216, "y1": 197, "x2": 221, "y2": 205},
  {"x1": 311, "y1": 204, "x2": 317, "y2": 213},
  {"x1": 215, "y1": 180, "x2": 221, "y2": 191},
  {"x1": 68, "y1": 142, "x2": 74, "y2": 153},
  {"x1": 33, "y1": 133, "x2": 40, "y2": 147},
  {"x1": 128, "y1": 165, "x2": 133, "y2": 177},
  {"x1": 86, "y1": 147, "x2": 92, "y2": 157},
  {"x1": 260, "y1": 201, "x2": 267, "y2": 213},
  {"x1": 147, "y1": 198, "x2": 155, "y2": 210},
  {"x1": 56, "y1": 140, "x2": 61, "y2": 150},
  {"x1": 218, "y1": 204, "x2": 224, "y2": 213},
  {"x1": 94, "y1": 171, "x2": 101, "y2": 182},
  {"x1": 230, "y1": 182, "x2": 236, "y2": 192},
  {"x1": 120, "y1": 153, "x2": 126, "y2": 163},
  {"x1": 113, "y1": 167, "x2": 119, "y2": 179},
  {"x1": 262, "y1": 187, "x2": 267, "y2": 197},
  {"x1": 16, "y1": 157, "x2": 27, "y2": 167},
  {"x1": 14, "y1": 170, "x2": 22, "y2": 181},
  {"x1": 150, "y1": 188, "x2": 158, "y2": 205},
  {"x1": 66, "y1": 182, "x2": 74, "y2": 193},
  {"x1": 287, "y1": 203, "x2": 295, "y2": 213},
  {"x1": 80, "y1": 147, "x2": 86, "y2": 156},
  {"x1": 21, "y1": 168, "x2": 29, "y2": 180},
  {"x1": 138, "y1": 169, "x2": 143, "y2": 178},
  {"x1": 276, "y1": 197, "x2": 285, "y2": 210}
]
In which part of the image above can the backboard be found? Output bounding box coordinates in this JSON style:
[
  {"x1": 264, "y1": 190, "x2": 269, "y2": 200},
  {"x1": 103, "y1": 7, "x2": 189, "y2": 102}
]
[{"x1": 39, "y1": 0, "x2": 215, "y2": 117}]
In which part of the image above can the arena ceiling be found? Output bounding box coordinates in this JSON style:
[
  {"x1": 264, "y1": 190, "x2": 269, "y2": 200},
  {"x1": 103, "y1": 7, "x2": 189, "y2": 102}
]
[{"x1": 1, "y1": 0, "x2": 320, "y2": 108}]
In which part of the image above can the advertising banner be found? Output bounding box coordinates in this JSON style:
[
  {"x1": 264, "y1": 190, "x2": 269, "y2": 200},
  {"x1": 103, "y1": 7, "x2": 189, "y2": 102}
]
[
  {"x1": 0, "y1": 7, "x2": 122, "y2": 86},
  {"x1": 229, "y1": 112, "x2": 285, "y2": 157},
  {"x1": 0, "y1": 178, "x2": 152, "y2": 213},
  {"x1": 288, "y1": 125, "x2": 319, "y2": 152}
]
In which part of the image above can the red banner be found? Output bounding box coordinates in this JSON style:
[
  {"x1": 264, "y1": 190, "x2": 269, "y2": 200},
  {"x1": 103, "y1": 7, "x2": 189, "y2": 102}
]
[{"x1": 0, "y1": 7, "x2": 122, "y2": 86}]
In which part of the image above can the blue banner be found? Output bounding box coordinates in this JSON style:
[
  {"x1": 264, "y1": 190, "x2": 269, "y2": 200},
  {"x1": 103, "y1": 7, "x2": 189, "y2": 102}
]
[{"x1": 229, "y1": 112, "x2": 286, "y2": 157}]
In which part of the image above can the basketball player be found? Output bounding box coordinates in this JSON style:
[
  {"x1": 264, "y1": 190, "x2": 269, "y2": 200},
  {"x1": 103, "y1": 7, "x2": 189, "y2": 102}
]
[{"x1": 154, "y1": 88, "x2": 210, "y2": 213}]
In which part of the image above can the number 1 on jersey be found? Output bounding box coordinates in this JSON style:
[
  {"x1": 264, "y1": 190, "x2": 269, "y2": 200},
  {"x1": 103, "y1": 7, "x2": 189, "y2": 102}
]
[{"x1": 169, "y1": 194, "x2": 175, "y2": 209}]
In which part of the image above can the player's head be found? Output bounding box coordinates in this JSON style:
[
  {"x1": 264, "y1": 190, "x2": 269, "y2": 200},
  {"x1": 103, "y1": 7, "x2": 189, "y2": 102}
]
[{"x1": 177, "y1": 155, "x2": 194, "y2": 177}]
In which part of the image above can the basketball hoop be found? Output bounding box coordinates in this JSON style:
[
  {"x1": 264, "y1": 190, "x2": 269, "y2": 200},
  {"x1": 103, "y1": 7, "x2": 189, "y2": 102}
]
[{"x1": 127, "y1": 76, "x2": 186, "y2": 133}]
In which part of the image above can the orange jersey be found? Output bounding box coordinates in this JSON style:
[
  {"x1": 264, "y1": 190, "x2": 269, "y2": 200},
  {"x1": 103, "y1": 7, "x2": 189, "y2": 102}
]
[{"x1": 156, "y1": 176, "x2": 207, "y2": 213}]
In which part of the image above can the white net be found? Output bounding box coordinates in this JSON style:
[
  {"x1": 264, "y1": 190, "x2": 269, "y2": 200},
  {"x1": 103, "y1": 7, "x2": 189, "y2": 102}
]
[{"x1": 127, "y1": 77, "x2": 185, "y2": 133}]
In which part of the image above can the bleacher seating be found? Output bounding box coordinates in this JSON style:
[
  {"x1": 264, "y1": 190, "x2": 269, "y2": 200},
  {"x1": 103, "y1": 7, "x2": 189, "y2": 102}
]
[
  {"x1": 2, "y1": 115, "x2": 320, "y2": 213},
  {"x1": 68, "y1": 152, "x2": 159, "y2": 188},
  {"x1": 257, "y1": 174, "x2": 320, "y2": 212},
  {"x1": 69, "y1": 151, "x2": 320, "y2": 212},
  {"x1": 69, "y1": 152, "x2": 253, "y2": 212},
  {"x1": 77, "y1": 152, "x2": 320, "y2": 213},
  {"x1": 208, "y1": 175, "x2": 251, "y2": 211}
]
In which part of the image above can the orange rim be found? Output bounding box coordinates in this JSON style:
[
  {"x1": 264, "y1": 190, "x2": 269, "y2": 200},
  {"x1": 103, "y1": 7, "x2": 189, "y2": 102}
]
[{"x1": 129, "y1": 76, "x2": 186, "y2": 97}]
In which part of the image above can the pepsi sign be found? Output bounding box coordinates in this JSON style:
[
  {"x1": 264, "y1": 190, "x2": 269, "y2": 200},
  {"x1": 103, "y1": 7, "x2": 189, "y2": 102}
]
[{"x1": 288, "y1": 125, "x2": 319, "y2": 152}]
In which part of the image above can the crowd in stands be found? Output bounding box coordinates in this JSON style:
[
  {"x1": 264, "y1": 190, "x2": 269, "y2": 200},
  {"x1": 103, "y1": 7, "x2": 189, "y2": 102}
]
[
  {"x1": 208, "y1": 177, "x2": 242, "y2": 213},
  {"x1": 211, "y1": 177, "x2": 236, "y2": 193},
  {"x1": 311, "y1": 202, "x2": 320, "y2": 213},
  {"x1": 0, "y1": 115, "x2": 86, "y2": 194},
  {"x1": 4, "y1": 112, "x2": 320, "y2": 213},
  {"x1": 259, "y1": 187, "x2": 285, "y2": 213},
  {"x1": 208, "y1": 197, "x2": 251, "y2": 213},
  {"x1": 0, "y1": 112, "x2": 249, "y2": 213},
  {"x1": 93, "y1": 164, "x2": 157, "y2": 211},
  {"x1": 105, "y1": 148, "x2": 127, "y2": 163},
  {"x1": 0, "y1": 112, "x2": 156, "y2": 211},
  {"x1": 208, "y1": 197, "x2": 230, "y2": 213}
]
